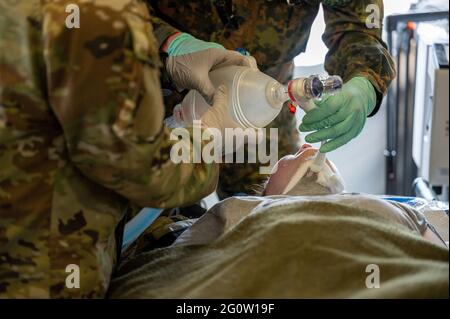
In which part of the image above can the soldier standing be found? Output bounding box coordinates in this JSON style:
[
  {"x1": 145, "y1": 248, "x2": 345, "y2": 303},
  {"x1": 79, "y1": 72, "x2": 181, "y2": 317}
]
[
  {"x1": 147, "y1": 0, "x2": 396, "y2": 198},
  {"x1": 0, "y1": 0, "x2": 246, "y2": 298}
]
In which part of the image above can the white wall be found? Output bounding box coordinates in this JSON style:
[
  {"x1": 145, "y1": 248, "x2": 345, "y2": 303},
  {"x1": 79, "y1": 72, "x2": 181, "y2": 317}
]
[{"x1": 326, "y1": 102, "x2": 388, "y2": 194}]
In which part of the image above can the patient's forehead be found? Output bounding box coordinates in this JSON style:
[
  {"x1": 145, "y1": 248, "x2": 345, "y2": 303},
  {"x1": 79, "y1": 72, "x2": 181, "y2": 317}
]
[
  {"x1": 265, "y1": 150, "x2": 317, "y2": 195},
  {"x1": 276, "y1": 149, "x2": 317, "y2": 175},
  {"x1": 265, "y1": 148, "x2": 343, "y2": 196}
]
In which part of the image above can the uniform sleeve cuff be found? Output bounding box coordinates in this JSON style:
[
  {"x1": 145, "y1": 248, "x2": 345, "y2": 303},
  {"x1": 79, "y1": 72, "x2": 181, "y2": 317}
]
[{"x1": 154, "y1": 25, "x2": 181, "y2": 50}]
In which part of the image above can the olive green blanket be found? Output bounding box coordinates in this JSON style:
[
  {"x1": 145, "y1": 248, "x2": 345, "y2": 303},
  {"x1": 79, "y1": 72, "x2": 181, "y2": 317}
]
[{"x1": 109, "y1": 197, "x2": 449, "y2": 298}]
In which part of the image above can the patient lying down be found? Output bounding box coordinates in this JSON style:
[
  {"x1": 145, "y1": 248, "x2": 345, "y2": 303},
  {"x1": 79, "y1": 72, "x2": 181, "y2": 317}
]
[{"x1": 109, "y1": 144, "x2": 449, "y2": 299}]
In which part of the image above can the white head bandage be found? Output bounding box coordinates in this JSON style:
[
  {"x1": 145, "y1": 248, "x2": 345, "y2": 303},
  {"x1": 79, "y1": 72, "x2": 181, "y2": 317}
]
[{"x1": 282, "y1": 158, "x2": 345, "y2": 195}]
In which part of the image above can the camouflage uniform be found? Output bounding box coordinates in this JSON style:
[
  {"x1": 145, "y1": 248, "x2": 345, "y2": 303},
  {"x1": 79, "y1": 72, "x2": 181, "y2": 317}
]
[
  {"x1": 0, "y1": 0, "x2": 218, "y2": 298},
  {"x1": 148, "y1": 0, "x2": 396, "y2": 198}
]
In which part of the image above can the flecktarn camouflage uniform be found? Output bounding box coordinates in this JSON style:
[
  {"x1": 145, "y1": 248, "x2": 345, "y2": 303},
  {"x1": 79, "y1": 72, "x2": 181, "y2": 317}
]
[
  {"x1": 0, "y1": 0, "x2": 218, "y2": 298},
  {"x1": 148, "y1": 0, "x2": 396, "y2": 198}
]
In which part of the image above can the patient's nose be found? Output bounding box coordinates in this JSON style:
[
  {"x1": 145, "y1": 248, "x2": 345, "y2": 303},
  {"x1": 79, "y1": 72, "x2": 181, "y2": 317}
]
[{"x1": 297, "y1": 144, "x2": 312, "y2": 153}]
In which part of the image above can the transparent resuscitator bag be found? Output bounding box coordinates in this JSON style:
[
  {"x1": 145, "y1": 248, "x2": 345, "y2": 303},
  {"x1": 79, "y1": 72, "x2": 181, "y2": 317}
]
[{"x1": 164, "y1": 56, "x2": 342, "y2": 130}]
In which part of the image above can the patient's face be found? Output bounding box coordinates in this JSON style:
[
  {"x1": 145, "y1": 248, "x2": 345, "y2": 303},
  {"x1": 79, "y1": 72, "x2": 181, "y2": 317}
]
[{"x1": 264, "y1": 144, "x2": 339, "y2": 196}]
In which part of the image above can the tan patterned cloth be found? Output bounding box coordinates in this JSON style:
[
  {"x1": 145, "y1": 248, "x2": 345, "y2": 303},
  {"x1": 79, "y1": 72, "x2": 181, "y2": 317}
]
[{"x1": 109, "y1": 194, "x2": 448, "y2": 298}]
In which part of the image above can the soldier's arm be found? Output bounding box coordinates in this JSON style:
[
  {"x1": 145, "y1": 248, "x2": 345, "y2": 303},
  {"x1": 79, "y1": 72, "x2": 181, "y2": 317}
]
[
  {"x1": 146, "y1": 4, "x2": 180, "y2": 48},
  {"x1": 322, "y1": 0, "x2": 396, "y2": 115},
  {"x1": 44, "y1": 0, "x2": 218, "y2": 208}
]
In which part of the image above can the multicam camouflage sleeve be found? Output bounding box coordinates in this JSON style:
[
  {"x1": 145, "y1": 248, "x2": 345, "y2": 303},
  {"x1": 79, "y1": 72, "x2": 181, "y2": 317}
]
[
  {"x1": 321, "y1": 0, "x2": 396, "y2": 114},
  {"x1": 45, "y1": 0, "x2": 218, "y2": 210},
  {"x1": 0, "y1": 0, "x2": 217, "y2": 298},
  {"x1": 146, "y1": 5, "x2": 181, "y2": 47}
]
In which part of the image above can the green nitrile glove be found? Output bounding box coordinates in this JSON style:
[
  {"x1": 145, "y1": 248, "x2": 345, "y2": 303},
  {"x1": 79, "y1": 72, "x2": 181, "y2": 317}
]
[
  {"x1": 299, "y1": 77, "x2": 377, "y2": 153},
  {"x1": 167, "y1": 33, "x2": 224, "y2": 55}
]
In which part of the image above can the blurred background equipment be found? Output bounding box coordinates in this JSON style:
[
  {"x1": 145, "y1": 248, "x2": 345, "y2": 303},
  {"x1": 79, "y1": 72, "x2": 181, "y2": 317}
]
[
  {"x1": 385, "y1": 1, "x2": 448, "y2": 201},
  {"x1": 412, "y1": 42, "x2": 448, "y2": 201}
]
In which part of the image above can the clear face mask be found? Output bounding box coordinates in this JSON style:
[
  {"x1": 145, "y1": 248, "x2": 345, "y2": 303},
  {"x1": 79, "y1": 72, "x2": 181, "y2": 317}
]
[{"x1": 164, "y1": 104, "x2": 186, "y2": 128}]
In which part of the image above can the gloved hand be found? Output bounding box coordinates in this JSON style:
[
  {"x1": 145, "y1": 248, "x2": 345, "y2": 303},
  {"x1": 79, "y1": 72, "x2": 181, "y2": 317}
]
[
  {"x1": 164, "y1": 33, "x2": 252, "y2": 104},
  {"x1": 200, "y1": 85, "x2": 238, "y2": 135},
  {"x1": 299, "y1": 77, "x2": 377, "y2": 153}
]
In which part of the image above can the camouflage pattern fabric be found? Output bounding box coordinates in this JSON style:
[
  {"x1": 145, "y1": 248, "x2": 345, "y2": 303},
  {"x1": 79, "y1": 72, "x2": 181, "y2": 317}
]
[
  {"x1": 122, "y1": 207, "x2": 201, "y2": 260},
  {"x1": 147, "y1": 0, "x2": 396, "y2": 198},
  {"x1": 0, "y1": 0, "x2": 218, "y2": 298}
]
